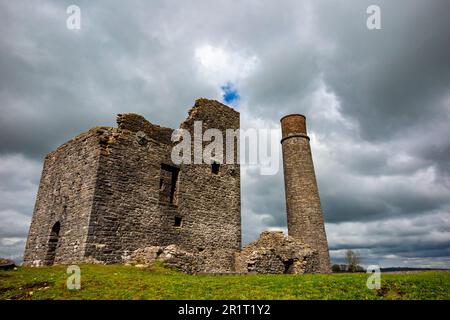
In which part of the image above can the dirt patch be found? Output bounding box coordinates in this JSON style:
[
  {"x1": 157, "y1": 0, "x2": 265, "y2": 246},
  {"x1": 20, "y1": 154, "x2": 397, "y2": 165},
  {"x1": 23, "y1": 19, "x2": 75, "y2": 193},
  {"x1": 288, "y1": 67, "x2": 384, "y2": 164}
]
[
  {"x1": 376, "y1": 286, "x2": 389, "y2": 297},
  {"x1": 5, "y1": 281, "x2": 56, "y2": 300},
  {"x1": 376, "y1": 282, "x2": 406, "y2": 299},
  {"x1": 0, "y1": 287, "x2": 14, "y2": 294},
  {"x1": 21, "y1": 281, "x2": 54, "y2": 290}
]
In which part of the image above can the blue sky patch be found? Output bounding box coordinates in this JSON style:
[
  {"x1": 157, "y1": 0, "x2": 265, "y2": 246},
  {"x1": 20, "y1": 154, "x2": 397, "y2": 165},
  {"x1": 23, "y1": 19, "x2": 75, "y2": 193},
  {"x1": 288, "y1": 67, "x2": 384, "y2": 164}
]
[{"x1": 221, "y1": 82, "x2": 240, "y2": 104}]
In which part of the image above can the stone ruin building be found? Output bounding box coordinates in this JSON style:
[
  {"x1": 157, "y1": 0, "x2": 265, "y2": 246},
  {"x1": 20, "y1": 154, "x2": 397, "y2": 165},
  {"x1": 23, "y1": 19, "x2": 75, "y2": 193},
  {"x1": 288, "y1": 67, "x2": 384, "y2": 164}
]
[{"x1": 23, "y1": 98, "x2": 331, "y2": 274}]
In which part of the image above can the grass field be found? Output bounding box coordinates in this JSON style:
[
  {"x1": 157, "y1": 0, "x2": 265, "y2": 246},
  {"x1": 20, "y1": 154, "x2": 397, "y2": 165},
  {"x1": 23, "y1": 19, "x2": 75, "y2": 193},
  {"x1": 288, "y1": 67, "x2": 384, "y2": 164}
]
[{"x1": 1, "y1": 264, "x2": 449, "y2": 300}]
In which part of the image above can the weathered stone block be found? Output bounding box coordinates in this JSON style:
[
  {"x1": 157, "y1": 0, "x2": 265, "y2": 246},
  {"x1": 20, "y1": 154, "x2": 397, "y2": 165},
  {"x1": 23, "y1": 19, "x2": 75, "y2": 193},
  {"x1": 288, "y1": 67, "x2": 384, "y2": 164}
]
[{"x1": 235, "y1": 231, "x2": 321, "y2": 274}]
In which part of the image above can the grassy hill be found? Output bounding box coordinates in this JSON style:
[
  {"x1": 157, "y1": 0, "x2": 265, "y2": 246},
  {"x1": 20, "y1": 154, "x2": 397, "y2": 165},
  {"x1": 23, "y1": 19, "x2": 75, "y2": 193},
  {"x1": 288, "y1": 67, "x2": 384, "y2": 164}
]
[{"x1": 1, "y1": 264, "x2": 449, "y2": 300}]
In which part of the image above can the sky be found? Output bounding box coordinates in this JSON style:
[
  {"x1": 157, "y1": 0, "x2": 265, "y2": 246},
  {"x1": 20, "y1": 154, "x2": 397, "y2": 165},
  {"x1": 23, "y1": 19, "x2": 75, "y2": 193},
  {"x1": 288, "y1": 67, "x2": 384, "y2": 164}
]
[{"x1": 1, "y1": 0, "x2": 449, "y2": 268}]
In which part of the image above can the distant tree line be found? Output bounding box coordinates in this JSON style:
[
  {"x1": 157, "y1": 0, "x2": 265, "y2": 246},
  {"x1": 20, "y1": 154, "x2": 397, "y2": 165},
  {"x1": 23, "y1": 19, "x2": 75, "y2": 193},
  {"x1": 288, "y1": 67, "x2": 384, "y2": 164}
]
[{"x1": 332, "y1": 250, "x2": 365, "y2": 273}]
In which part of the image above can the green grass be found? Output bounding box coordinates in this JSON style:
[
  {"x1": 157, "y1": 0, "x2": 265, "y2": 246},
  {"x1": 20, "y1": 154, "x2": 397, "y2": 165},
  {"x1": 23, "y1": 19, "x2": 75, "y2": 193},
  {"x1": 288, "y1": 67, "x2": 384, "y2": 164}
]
[{"x1": 1, "y1": 264, "x2": 449, "y2": 300}]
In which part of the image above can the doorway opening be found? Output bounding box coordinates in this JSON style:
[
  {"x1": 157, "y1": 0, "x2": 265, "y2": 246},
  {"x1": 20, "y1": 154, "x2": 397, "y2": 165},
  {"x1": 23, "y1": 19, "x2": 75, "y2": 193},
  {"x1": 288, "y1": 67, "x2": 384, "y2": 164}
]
[{"x1": 44, "y1": 222, "x2": 60, "y2": 265}]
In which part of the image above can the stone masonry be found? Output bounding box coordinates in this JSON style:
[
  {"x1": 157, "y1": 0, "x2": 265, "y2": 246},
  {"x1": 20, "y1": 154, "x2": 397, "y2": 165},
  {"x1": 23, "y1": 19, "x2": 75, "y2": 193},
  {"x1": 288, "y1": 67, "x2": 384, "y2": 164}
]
[
  {"x1": 23, "y1": 98, "x2": 241, "y2": 271},
  {"x1": 124, "y1": 231, "x2": 320, "y2": 274},
  {"x1": 23, "y1": 98, "x2": 331, "y2": 274},
  {"x1": 280, "y1": 114, "x2": 331, "y2": 273},
  {"x1": 235, "y1": 231, "x2": 320, "y2": 274}
]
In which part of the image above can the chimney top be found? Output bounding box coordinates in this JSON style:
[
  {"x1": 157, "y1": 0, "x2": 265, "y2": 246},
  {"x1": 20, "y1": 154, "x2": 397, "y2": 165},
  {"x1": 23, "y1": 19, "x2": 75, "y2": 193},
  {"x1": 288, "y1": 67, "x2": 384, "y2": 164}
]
[{"x1": 280, "y1": 114, "x2": 308, "y2": 142}]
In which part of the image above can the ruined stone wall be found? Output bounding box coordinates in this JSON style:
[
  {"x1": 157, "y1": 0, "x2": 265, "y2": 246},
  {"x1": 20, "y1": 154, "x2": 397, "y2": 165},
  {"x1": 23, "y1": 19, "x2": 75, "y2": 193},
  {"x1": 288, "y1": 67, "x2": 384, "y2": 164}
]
[
  {"x1": 178, "y1": 99, "x2": 241, "y2": 252},
  {"x1": 125, "y1": 245, "x2": 237, "y2": 274},
  {"x1": 23, "y1": 130, "x2": 102, "y2": 266},
  {"x1": 83, "y1": 119, "x2": 181, "y2": 262},
  {"x1": 24, "y1": 99, "x2": 241, "y2": 270},
  {"x1": 84, "y1": 99, "x2": 241, "y2": 268},
  {"x1": 280, "y1": 115, "x2": 331, "y2": 273}
]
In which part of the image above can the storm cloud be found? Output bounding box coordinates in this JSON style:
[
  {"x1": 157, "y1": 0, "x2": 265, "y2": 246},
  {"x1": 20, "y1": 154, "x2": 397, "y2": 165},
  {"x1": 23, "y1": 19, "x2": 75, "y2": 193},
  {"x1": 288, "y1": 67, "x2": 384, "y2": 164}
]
[{"x1": 1, "y1": 0, "x2": 449, "y2": 267}]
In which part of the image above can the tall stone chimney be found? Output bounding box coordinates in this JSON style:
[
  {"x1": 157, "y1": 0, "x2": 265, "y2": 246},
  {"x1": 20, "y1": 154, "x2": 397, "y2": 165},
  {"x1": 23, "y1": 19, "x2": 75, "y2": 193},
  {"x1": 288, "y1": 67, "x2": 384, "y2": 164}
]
[{"x1": 280, "y1": 114, "x2": 331, "y2": 273}]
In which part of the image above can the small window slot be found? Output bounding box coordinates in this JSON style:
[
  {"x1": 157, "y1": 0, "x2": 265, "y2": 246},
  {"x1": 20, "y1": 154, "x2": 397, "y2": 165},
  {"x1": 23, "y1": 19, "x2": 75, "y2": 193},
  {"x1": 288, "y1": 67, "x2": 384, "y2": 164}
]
[
  {"x1": 159, "y1": 164, "x2": 180, "y2": 205},
  {"x1": 174, "y1": 216, "x2": 182, "y2": 227},
  {"x1": 211, "y1": 162, "x2": 220, "y2": 175}
]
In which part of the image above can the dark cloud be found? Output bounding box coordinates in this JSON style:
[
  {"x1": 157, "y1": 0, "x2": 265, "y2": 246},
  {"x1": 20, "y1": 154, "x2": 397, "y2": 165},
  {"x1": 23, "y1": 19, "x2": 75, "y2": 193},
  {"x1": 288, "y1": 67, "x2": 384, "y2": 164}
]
[
  {"x1": 317, "y1": 0, "x2": 450, "y2": 142},
  {"x1": 327, "y1": 212, "x2": 450, "y2": 267},
  {"x1": 0, "y1": 0, "x2": 449, "y2": 267}
]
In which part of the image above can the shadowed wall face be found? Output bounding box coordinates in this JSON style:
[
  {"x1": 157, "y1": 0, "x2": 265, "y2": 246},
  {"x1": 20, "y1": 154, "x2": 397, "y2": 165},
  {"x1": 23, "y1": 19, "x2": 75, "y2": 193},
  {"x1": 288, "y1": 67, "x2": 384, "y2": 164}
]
[
  {"x1": 281, "y1": 114, "x2": 331, "y2": 273},
  {"x1": 23, "y1": 99, "x2": 240, "y2": 272}
]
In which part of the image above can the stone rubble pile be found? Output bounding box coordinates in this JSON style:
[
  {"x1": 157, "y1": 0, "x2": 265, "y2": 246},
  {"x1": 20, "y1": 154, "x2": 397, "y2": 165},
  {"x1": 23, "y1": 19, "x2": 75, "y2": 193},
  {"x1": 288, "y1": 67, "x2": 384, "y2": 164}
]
[
  {"x1": 125, "y1": 231, "x2": 321, "y2": 274},
  {"x1": 235, "y1": 231, "x2": 321, "y2": 274}
]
